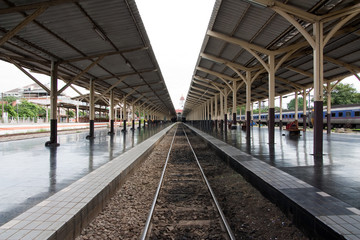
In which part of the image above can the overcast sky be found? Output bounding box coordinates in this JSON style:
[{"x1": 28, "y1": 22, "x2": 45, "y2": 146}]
[{"x1": 0, "y1": 0, "x2": 359, "y2": 110}]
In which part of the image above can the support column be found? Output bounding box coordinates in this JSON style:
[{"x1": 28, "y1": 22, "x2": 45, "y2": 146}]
[
  {"x1": 76, "y1": 104, "x2": 79, "y2": 123},
  {"x1": 108, "y1": 90, "x2": 115, "y2": 135},
  {"x1": 224, "y1": 88, "x2": 228, "y2": 130},
  {"x1": 279, "y1": 96, "x2": 283, "y2": 128},
  {"x1": 46, "y1": 106, "x2": 49, "y2": 123},
  {"x1": 303, "y1": 89, "x2": 307, "y2": 131},
  {"x1": 86, "y1": 78, "x2": 95, "y2": 139},
  {"x1": 258, "y1": 101, "x2": 261, "y2": 127},
  {"x1": 143, "y1": 109, "x2": 146, "y2": 128},
  {"x1": 220, "y1": 92, "x2": 224, "y2": 130},
  {"x1": 131, "y1": 104, "x2": 135, "y2": 131},
  {"x1": 232, "y1": 81, "x2": 237, "y2": 129},
  {"x1": 210, "y1": 97, "x2": 214, "y2": 128},
  {"x1": 45, "y1": 61, "x2": 59, "y2": 147},
  {"x1": 326, "y1": 84, "x2": 332, "y2": 134},
  {"x1": 246, "y1": 72, "x2": 251, "y2": 141},
  {"x1": 214, "y1": 94, "x2": 218, "y2": 121},
  {"x1": 122, "y1": 99, "x2": 127, "y2": 132},
  {"x1": 268, "y1": 54, "x2": 276, "y2": 144},
  {"x1": 251, "y1": 102, "x2": 254, "y2": 125},
  {"x1": 313, "y1": 21, "x2": 324, "y2": 158},
  {"x1": 295, "y1": 91, "x2": 299, "y2": 120}
]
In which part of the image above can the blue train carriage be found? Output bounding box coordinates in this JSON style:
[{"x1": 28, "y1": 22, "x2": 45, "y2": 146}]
[
  {"x1": 237, "y1": 104, "x2": 360, "y2": 129},
  {"x1": 321, "y1": 104, "x2": 360, "y2": 129}
]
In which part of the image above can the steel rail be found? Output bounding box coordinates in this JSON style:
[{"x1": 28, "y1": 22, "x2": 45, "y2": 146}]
[
  {"x1": 140, "y1": 125, "x2": 178, "y2": 240},
  {"x1": 182, "y1": 126, "x2": 236, "y2": 240}
]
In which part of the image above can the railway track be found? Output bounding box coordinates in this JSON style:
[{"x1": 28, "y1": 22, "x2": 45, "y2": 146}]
[{"x1": 141, "y1": 123, "x2": 235, "y2": 239}]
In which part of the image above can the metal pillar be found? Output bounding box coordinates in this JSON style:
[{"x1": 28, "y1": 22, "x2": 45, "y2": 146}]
[
  {"x1": 246, "y1": 71, "x2": 251, "y2": 141},
  {"x1": 122, "y1": 99, "x2": 127, "y2": 132},
  {"x1": 45, "y1": 61, "x2": 59, "y2": 147},
  {"x1": 232, "y1": 81, "x2": 237, "y2": 129},
  {"x1": 76, "y1": 104, "x2": 79, "y2": 123},
  {"x1": 303, "y1": 90, "x2": 307, "y2": 131},
  {"x1": 131, "y1": 104, "x2": 135, "y2": 131},
  {"x1": 268, "y1": 54, "x2": 275, "y2": 144},
  {"x1": 86, "y1": 78, "x2": 95, "y2": 139},
  {"x1": 326, "y1": 83, "x2": 332, "y2": 134},
  {"x1": 279, "y1": 96, "x2": 283, "y2": 129},
  {"x1": 214, "y1": 94, "x2": 218, "y2": 120},
  {"x1": 108, "y1": 90, "x2": 115, "y2": 135},
  {"x1": 295, "y1": 91, "x2": 299, "y2": 120},
  {"x1": 313, "y1": 21, "x2": 324, "y2": 158},
  {"x1": 220, "y1": 92, "x2": 224, "y2": 122},
  {"x1": 258, "y1": 101, "x2": 261, "y2": 127}
]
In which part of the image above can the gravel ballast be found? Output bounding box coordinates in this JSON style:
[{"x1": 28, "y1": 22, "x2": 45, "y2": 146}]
[{"x1": 77, "y1": 124, "x2": 308, "y2": 239}]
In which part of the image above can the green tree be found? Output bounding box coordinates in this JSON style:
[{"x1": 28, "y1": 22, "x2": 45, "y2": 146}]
[
  {"x1": 17, "y1": 100, "x2": 46, "y2": 118},
  {"x1": 287, "y1": 97, "x2": 308, "y2": 111},
  {"x1": 324, "y1": 83, "x2": 360, "y2": 105},
  {"x1": 3, "y1": 96, "x2": 17, "y2": 103},
  {"x1": 66, "y1": 109, "x2": 75, "y2": 118},
  {"x1": 2, "y1": 104, "x2": 17, "y2": 118}
]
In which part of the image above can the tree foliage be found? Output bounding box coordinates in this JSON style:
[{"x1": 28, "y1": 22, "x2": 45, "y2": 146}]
[
  {"x1": 17, "y1": 100, "x2": 46, "y2": 118},
  {"x1": 287, "y1": 97, "x2": 308, "y2": 111},
  {"x1": 1, "y1": 100, "x2": 47, "y2": 118},
  {"x1": 66, "y1": 109, "x2": 75, "y2": 118},
  {"x1": 324, "y1": 83, "x2": 360, "y2": 105}
]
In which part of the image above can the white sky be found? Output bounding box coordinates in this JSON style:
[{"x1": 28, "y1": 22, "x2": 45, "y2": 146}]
[{"x1": 0, "y1": 0, "x2": 359, "y2": 110}]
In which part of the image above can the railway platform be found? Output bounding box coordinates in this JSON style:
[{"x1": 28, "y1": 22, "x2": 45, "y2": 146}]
[
  {"x1": 0, "y1": 123, "x2": 173, "y2": 239},
  {"x1": 187, "y1": 124, "x2": 360, "y2": 239},
  {"x1": 0, "y1": 122, "x2": 108, "y2": 136}
]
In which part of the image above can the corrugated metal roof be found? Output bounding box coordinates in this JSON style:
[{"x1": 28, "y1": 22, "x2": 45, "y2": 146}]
[
  {"x1": 0, "y1": 0, "x2": 175, "y2": 116},
  {"x1": 184, "y1": 0, "x2": 360, "y2": 116}
]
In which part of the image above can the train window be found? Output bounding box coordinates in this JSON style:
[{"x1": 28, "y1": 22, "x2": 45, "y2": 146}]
[
  {"x1": 332, "y1": 112, "x2": 336, "y2": 117},
  {"x1": 338, "y1": 112, "x2": 343, "y2": 117},
  {"x1": 346, "y1": 112, "x2": 351, "y2": 117},
  {"x1": 300, "y1": 114, "x2": 303, "y2": 118},
  {"x1": 355, "y1": 111, "x2": 360, "y2": 117}
]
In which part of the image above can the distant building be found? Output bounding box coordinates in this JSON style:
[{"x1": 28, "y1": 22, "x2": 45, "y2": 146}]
[
  {"x1": 4, "y1": 83, "x2": 51, "y2": 98},
  {"x1": 179, "y1": 95, "x2": 184, "y2": 109}
]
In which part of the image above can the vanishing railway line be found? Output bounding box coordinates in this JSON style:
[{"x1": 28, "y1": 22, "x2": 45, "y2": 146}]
[{"x1": 141, "y1": 123, "x2": 235, "y2": 239}]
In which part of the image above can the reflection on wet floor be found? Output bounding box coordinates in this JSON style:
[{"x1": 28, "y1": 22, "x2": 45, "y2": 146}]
[
  {"x1": 203, "y1": 126, "x2": 360, "y2": 210},
  {"x1": 0, "y1": 124, "x2": 169, "y2": 226}
]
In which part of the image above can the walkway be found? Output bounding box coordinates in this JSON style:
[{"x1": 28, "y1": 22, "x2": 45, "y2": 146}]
[
  {"x1": 206, "y1": 126, "x2": 360, "y2": 209},
  {"x1": 0, "y1": 122, "x2": 108, "y2": 136}
]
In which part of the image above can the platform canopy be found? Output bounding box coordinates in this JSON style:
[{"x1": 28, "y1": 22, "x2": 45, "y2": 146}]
[
  {"x1": 183, "y1": 0, "x2": 360, "y2": 115},
  {"x1": 0, "y1": 0, "x2": 176, "y2": 116}
]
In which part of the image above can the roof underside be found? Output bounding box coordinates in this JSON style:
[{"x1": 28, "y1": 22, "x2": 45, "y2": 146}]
[
  {"x1": 0, "y1": 0, "x2": 175, "y2": 116},
  {"x1": 184, "y1": 0, "x2": 360, "y2": 115}
]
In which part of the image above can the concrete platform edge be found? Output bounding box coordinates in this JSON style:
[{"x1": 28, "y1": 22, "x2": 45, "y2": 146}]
[
  {"x1": 185, "y1": 124, "x2": 360, "y2": 240},
  {"x1": 0, "y1": 124, "x2": 175, "y2": 240}
]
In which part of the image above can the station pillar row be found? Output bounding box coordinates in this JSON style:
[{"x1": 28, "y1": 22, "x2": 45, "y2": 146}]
[{"x1": 45, "y1": 61, "x2": 60, "y2": 147}]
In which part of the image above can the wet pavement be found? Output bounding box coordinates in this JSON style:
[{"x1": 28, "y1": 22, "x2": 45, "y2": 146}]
[
  {"x1": 201, "y1": 125, "x2": 360, "y2": 210},
  {"x1": 0, "y1": 124, "x2": 169, "y2": 226}
]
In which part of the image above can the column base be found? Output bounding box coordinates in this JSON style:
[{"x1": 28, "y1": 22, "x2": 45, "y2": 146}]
[
  {"x1": 45, "y1": 119, "x2": 60, "y2": 147},
  {"x1": 87, "y1": 120, "x2": 95, "y2": 139}
]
